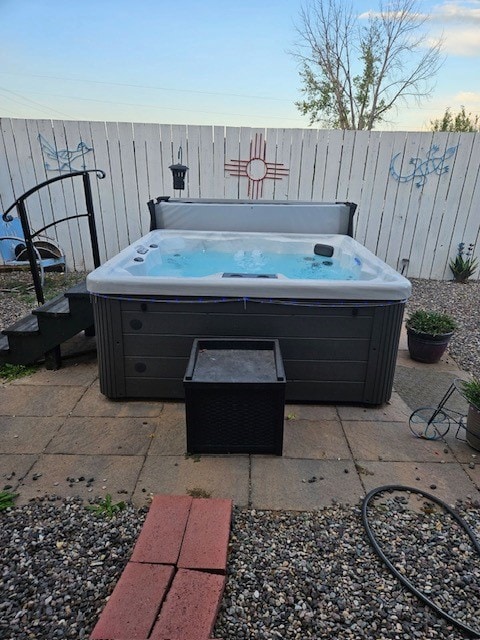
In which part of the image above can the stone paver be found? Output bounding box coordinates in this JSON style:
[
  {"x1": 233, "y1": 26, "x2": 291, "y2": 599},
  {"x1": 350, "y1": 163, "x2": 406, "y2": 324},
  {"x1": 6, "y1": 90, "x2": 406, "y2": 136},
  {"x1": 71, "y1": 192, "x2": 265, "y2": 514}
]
[
  {"x1": 15, "y1": 454, "x2": 145, "y2": 505},
  {"x1": 283, "y1": 419, "x2": 350, "y2": 459},
  {"x1": 0, "y1": 416, "x2": 64, "y2": 453},
  {"x1": 45, "y1": 416, "x2": 155, "y2": 455},
  {"x1": 342, "y1": 420, "x2": 451, "y2": 462},
  {"x1": 132, "y1": 455, "x2": 249, "y2": 508},
  {"x1": 0, "y1": 453, "x2": 37, "y2": 490},
  {"x1": 462, "y1": 462, "x2": 480, "y2": 488},
  {"x1": 1, "y1": 344, "x2": 479, "y2": 509},
  {"x1": 358, "y1": 460, "x2": 478, "y2": 505},
  {"x1": 336, "y1": 391, "x2": 411, "y2": 422},
  {"x1": 0, "y1": 384, "x2": 86, "y2": 416},
  {"x1": 443, "y1": 428, "x2": 480, "y2": 463},
  {"x1": 10, "y1": 360, "x2": 98, "y2": 387},
  {"x1": 251, "y1": 458, "x2": 364, "y2": 510},
  {"x1": 72, "y1": 381, "x2": 164, "y2": 417},
  {"x1": 396, "y1": 347, "x2": 463, "y2": 372},
  {"x1": 148, "y1": 404, "x2": 187, "y2": 456},
  {"x1": 285, "y1": 404, "x2": 338, "y2": 421}
]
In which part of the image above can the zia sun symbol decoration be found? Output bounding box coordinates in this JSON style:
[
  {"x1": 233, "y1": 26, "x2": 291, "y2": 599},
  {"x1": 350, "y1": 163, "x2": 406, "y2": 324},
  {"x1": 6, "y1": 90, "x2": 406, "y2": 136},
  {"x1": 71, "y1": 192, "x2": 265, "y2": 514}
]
[{"x1": 225, "y1": 133, "x2": 289, "y2": 198}]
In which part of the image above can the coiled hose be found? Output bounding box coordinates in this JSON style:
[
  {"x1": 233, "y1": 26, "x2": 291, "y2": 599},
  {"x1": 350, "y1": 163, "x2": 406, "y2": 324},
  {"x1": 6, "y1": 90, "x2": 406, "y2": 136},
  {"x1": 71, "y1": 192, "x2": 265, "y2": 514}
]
[{"x1": 361, "y1": 485, "x2": 480, "y2": 638}]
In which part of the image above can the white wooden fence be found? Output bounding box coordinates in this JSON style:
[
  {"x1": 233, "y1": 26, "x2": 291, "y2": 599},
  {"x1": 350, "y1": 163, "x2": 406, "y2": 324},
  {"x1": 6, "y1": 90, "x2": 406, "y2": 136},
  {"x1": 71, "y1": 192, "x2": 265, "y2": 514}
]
[{"x1": 1, "y1": 117, "x2": 479, "y2": 280}]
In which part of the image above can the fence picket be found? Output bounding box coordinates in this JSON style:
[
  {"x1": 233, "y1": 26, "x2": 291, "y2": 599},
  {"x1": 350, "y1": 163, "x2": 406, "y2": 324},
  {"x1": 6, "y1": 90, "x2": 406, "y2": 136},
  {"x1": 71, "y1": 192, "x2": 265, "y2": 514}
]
[
  {"x1": 311, "y1": 129, "x2": 329, "y2": 202},
  {"x1": 88, "y1": 120, "x2": 120, "y2": 262},
  {"x1": 213, "y1": 125, "x2": 225, "y2": 198},
  {"x1": 117, "y1": 121, "x2": 143, "y2": 244},
  {"x1": 10, "y1": 119, "x2": 47, "y2": 232},
  {"x1": 406, "y1": 132, "x2": 440, "y2": 276},
  {"x1": 458, "y1": 135, "x2": 480, "y2": 277},
  {"x1": 273, "y1": 128, "x2": 291, "y2": 200},
  {"x1": 427, "y1": 133, "x2": 474, "y2": 279},
  {"x1": 297, "y1": 129, "x2": 315, "y2": 200},
  {"x1": 186, "y1": 125, "x2": 201, "y2": 199},
  {"x1": 198, "y1": 126, "x2": 214, "y2": 198},
  {"x1": 171, "y1": 124, "x2": 188, "y2": 199},
  {"x1": 364, "y1": 132, "x2": 397, "y2": 259},
  {"x1": 132, "y1": 122, "x2": 153, "y2": 234},
  {"x1": 61, "y1": 119, "x2": 94, "y2": 270},
  {"x1": 323, "y1": 130, "x2": 344, "y2": 201}
]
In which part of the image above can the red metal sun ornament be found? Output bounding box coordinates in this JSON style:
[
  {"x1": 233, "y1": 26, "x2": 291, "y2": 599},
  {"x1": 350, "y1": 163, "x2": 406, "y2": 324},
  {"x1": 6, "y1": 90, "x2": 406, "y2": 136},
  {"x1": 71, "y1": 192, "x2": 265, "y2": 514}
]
[{"x1": 224, "y1": 133, "x2": 289, "y2": 199}]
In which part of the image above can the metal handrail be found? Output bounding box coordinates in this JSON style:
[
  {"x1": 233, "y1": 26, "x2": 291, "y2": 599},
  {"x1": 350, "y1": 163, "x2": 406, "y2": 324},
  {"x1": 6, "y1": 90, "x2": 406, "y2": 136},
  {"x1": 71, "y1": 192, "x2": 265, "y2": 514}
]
[{"x1": 1, "y1": 169, "x2": 105, "y2": 304}]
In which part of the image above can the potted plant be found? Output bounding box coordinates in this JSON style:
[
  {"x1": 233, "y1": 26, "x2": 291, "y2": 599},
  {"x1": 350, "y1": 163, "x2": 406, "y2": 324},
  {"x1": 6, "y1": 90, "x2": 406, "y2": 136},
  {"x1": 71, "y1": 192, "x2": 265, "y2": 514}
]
[
  {"x1": 405, "y1": 310, "x2": 457, "y2": 363},
  {"x1": 461, "y1": 377, "x2": 480, "y2": 451},
  {"x1": 449, "y1": 242, "x2": 478, "y2": 283}
]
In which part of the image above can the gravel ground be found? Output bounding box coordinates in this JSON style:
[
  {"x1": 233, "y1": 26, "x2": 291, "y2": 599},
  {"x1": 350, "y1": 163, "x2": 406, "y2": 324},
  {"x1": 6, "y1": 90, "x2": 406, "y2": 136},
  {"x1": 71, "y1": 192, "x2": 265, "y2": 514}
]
[
  {"x1": 215, "y1": 495, "x2": 480, "y2": 639},
  {"x1": 1, "y1": 273, "x2": 480, "y2": 639},
  {"x1": 0, "y1": 497, "x2": 147, "y2": 640},
  {"x1": 406, "y1": 278, "x2": 480, "y2": 376},
  {"x1": 0, "y1": 495, "x2": 479, "y2": 639}
]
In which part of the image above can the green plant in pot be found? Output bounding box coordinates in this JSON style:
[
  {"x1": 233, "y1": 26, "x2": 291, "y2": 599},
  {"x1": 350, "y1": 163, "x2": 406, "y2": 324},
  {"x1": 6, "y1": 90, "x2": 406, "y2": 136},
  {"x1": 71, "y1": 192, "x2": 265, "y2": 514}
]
[
  {"x1": 461, "y1": 377, "x2": 480, "y2": 451},
  {"x1": 405, "y1": 310, "x2": 457, "y2": 364}
]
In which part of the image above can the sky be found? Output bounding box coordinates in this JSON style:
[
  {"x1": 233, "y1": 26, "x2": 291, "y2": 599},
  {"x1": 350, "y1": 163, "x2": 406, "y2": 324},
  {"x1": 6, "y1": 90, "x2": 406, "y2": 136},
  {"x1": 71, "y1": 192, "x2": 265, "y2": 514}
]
[{"x1": 0, "y1": 0, "x2": 479, "y2": 131}]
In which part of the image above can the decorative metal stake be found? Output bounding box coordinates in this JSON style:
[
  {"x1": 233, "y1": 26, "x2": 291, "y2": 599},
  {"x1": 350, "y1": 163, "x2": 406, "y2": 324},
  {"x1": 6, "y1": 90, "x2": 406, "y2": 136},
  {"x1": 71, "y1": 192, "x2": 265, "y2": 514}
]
[{"x1": 169, "y1": 146, "x2": 188, "y2": 190}]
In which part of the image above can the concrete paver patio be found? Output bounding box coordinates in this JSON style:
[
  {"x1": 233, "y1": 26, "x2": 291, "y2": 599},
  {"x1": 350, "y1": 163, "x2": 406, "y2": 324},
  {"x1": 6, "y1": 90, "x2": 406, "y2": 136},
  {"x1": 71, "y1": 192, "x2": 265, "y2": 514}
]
[{"x1": 1, "y1": 335, "x2": 479, "y2": 510}]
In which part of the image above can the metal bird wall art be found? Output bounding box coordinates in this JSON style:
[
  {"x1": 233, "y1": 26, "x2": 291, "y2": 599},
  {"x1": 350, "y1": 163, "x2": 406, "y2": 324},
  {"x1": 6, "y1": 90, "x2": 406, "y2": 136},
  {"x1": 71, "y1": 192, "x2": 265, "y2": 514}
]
[{"x1": 38, "y1": 134, "x2": 93, "y2": 172}]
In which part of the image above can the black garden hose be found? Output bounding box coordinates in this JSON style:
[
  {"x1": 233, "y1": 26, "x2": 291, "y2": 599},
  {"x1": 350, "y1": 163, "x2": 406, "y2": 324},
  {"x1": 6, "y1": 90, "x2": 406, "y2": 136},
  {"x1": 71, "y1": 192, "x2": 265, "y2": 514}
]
[{"x1": 361, "y1": 485, "x2": 480, "y2": 638}]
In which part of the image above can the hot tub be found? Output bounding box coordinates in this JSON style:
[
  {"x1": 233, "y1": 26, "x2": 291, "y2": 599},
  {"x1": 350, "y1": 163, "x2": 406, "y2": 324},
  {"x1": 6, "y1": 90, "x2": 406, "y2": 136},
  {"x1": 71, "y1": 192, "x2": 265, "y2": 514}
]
[
  {"x1": 87, "y1": 230, "x2": 408, "y2": 301},
  {"x1": 88, "y1": 208, "x2": 411, "y2": 405}
]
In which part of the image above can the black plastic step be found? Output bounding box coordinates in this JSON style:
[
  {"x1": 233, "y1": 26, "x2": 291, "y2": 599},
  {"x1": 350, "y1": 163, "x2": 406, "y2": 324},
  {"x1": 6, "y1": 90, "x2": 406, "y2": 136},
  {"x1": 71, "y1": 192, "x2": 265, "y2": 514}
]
[
  {"x1": 0, "y1": 334, "x2": 9, "y2": 358},
  {"x1": 33, "y1": 293, "x2": 70, "y2": 317},
  {"x1": 2, "y1": 313, "x2": 39, "y2": 336},
  {"x1": 64, "y1": 280, "x2": 89, "y2": 298},
  {"x1": 0, "y1": 278, "x2": 94, "y2": 368}
]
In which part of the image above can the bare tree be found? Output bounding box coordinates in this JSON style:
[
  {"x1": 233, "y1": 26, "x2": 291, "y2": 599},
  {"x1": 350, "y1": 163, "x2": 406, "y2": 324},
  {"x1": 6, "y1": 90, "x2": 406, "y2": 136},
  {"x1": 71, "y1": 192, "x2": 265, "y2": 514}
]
[{"x1": 292, "y1": 0, "x2": 444, "y2": 129}]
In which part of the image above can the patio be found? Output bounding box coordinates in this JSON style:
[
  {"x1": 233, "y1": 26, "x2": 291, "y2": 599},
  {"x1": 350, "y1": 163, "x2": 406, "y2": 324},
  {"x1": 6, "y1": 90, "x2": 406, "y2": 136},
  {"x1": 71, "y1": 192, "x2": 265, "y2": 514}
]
[{"x1": 1, "y1": 326, "x2": 479, "y2": 510}]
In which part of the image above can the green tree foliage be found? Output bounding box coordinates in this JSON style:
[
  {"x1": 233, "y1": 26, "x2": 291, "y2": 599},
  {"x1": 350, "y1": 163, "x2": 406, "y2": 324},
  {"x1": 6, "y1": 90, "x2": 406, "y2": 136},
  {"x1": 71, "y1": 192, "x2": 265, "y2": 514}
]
[
  {"x1": 292, "y1": 0, "x2": 444, "y2": 130},
  {"x1": 431, "y1": 106, "x2": 480, "y2": 132}
]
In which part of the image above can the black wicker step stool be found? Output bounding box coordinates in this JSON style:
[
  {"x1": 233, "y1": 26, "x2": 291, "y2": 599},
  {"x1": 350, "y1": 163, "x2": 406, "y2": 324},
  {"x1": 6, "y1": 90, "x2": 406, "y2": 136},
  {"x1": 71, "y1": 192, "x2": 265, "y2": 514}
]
[{"x1": 183, "y1": 338, "x2": 286, "y2": 455}]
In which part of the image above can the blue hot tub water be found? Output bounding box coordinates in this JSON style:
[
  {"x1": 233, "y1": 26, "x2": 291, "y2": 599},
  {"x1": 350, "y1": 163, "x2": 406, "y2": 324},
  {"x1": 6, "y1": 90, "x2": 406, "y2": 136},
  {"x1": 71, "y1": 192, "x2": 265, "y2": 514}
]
[{"x1": 145, "y1": 248, "x2": 362, "y2": 280}]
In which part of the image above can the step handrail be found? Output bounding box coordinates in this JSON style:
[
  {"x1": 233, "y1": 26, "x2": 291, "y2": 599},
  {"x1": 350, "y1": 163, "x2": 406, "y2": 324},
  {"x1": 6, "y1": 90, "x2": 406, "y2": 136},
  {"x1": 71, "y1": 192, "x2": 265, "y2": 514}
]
[{"x1": 2, "y1": 169, "x2": 105, "y2": 304}]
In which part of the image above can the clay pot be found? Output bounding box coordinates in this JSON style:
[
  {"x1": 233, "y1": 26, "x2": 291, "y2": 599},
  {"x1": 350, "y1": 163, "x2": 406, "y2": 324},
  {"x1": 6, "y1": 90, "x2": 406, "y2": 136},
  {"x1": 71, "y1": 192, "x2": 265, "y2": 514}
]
[
  {"x1": 466, "y1": 404, "x2": 480, "y2": 451},
  {"x1": 406, "y1": 329, "x2": 454, "y2": 364}
]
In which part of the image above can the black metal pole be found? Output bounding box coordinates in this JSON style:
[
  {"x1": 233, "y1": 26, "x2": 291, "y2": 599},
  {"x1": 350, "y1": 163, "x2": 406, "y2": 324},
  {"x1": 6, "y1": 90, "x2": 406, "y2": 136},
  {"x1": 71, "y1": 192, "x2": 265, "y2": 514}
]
[
  {"x1": 17, "y1": 199, "x2": 44, "y2": 304},
  {"x1": 83, "y1": 172, "x2": 101, "y2": 268}
]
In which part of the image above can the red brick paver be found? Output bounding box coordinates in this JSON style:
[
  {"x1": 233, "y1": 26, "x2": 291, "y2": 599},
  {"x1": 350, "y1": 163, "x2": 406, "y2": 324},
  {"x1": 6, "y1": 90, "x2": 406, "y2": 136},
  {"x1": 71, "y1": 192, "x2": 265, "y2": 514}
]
[
  {"x1": 90, "y1": 496, "x2": 231, "y2": 640},
  {"x1": 177, "y1": 498, "x2": 232, "y2": 573},
  {"x1": 90, "y1": 563, "x2": 174, "y2": 640},
  {"x1": 130, "y1": 494, "x2": 192, "y2": 565},
  {"x1": 149, "y1": 568, "x2": 226, "y2": 640}
]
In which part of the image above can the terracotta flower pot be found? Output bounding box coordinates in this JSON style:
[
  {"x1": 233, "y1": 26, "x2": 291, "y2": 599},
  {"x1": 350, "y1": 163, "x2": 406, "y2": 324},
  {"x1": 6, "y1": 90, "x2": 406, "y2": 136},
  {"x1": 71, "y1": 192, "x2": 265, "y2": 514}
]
[{"x1": 406, "y1": 329, "x2": 454, "y2": 364}]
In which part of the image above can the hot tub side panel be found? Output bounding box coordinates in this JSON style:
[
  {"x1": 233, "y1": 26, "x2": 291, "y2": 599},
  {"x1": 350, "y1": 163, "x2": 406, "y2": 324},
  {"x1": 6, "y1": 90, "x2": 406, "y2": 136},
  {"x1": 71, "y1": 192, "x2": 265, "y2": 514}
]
[
  {"x1": 92, "y1": 297, "x2": 126, "y2": 399},
  {"x1": 92, "y1": 295, "x2": 404, "y2": 405}
]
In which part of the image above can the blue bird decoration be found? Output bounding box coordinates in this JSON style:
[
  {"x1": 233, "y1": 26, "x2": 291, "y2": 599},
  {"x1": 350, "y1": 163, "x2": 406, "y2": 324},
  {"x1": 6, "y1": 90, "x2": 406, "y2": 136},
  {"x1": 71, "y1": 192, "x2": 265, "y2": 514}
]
[{"x1": 39, "y1": 134, "x2": 93, "y2": 172}]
